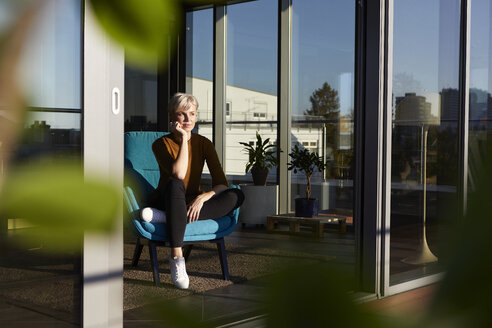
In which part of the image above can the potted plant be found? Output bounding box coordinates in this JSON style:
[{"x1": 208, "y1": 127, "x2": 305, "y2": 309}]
[
  {"x1": 239, "y1": 131, "x2": 279, "y2": 186},
  {"x1": 287, "y1": 144, "x2": 326, "y2": 217}
]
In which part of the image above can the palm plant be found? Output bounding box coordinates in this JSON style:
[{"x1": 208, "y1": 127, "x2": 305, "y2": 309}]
[{"x1": 239, "y1": 131, "x2": 279, "y2": 185}]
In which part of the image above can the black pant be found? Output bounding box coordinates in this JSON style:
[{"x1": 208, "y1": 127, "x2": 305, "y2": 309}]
[{"x1": 149, "y1": 178, "x2": 244, "y2": 247}]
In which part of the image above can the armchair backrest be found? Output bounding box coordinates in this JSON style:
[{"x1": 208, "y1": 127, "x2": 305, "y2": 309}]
[
  {"x1": 124, "y1": 131, "x2": 241, "y2": 242},
  {"x1": 124, "y1": 131, "x2": 169, "y2": 206}
]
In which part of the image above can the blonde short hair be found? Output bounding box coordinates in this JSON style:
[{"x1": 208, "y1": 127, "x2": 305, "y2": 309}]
[{"x1": 168, "y1": 93, "x2": 199, "y2": 116}]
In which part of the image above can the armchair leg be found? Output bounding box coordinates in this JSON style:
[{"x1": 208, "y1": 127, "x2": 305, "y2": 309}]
[
  {"x1": 183, "y1": 245, "x2": 193, "y2": 261},
  {"x1": 216, "y1": 238, "x2": 230, "y2": 281},
  {"x1": 148, "y1": 241, "x2": 160, "y2": 286},
  {"x1": 132, "y1": 238, "x2": 144, "y2": 267}
]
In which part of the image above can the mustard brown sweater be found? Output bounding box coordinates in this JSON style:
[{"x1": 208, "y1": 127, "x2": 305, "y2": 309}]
[{"x1": 151, "y1": 133, "x2": 228, "y2": 203}]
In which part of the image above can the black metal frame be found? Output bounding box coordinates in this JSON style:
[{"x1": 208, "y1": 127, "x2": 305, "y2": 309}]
[
  {"x1": 131, "y1": 237, "x2": 231, "y2": 286},
  {"x1": 457, "y1": 0, "x2": 470, "y2": 217}
]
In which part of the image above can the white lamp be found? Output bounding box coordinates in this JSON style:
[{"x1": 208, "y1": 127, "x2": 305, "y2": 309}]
[{"x1": 395, "y1": 92, "x2": 439, "y2": 265}]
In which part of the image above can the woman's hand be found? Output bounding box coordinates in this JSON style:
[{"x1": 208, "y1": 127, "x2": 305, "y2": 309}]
[
  {"x1": 170, "y1": 121, "x2": 190, "y2": 180},
  {"x1": 186, "y1": 185, "x2": 228, "y2": 223},
  {"x1": 187, "y1": 192, "x2": 211, "y2": 223},
  {"x1": 170, "y1": 121, "x2": 187, "y2": 139}
]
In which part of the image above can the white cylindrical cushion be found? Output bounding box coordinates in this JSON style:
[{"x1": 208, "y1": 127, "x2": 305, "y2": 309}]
[{"x1": 141, "y1": 207, "x2": 166, "y2": 223}]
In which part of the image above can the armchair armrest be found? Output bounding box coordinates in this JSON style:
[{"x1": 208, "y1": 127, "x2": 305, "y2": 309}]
[{"x1": 123, "y1": 186, "x2": 141, "y2": 217}]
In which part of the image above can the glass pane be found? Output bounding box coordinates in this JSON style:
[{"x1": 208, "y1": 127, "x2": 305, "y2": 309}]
[
  {"x1": 390, "y1": 0, "x2": 460, "y2": 285},
  {"x1": 226, "y1": 0, "x2": 278, "y2": 185},
  {"x1": 18, "y1": 111, "x2": 82, "y2": 161},
  {"x1": 125, "y1": 61, "x2": 158, "y2": 131},
  {"x1": 19, "y1": 0, "x2": 81, "y2": 109},
  {"x1": 0, "y1": 1, "x2": 82, "y2": 325},
  {"x1": 468, "y1": 0, "x2": 492, "y2": 193},
  {"x1": 292, "y1": 0, "x2": 355, "y2": 224},
  {"x1": 186, "y1": 9, "x2": 213, "y2": 143}
]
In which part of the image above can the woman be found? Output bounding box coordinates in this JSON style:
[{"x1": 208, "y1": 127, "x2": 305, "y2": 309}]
[{"x1": 148, "y1": 93, "x2": 244, "y2": 289}]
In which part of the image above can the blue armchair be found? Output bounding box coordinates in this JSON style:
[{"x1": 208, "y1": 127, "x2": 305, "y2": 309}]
[{"x1": 123, "y1": 131, "x2": 240, "y2": 286}]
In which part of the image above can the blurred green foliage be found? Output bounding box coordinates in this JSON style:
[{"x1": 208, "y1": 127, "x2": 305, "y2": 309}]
[
  {"x1": 423, "y1": 140, "x2": 492, "y2": 327},
  {"x1": 89, "y1": 0, "x2": 182, "y2": 70},
  {"x1": 264, "y1": 263, "x2": 385, "y2": 328},
  {"x1": 0, "y1": 160, "x2": 120, "y2": 251},
  {"x1": 147, "y1": 298, "x2": 214, "y2": 328}
]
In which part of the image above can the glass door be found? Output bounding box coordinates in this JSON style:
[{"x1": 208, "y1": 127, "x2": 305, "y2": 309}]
[
  {"x1": 291, "y1": 0, "x2": 357, "y2": 281},
  {"x1": 0, "y1": 0, "x2": 83, "y2": 325},
  {"x1": 225, "y1": 0, "x2": 278, "y2": 185},
  {"x1": 385, "y1": 0, "x2": 462, "y2": 293},
  {"x1": 186, "y1": 8, "x2": 214, "y2": 143},
  {"x1": 468, "y1": 0, "x2": 492, "y2": 194}
]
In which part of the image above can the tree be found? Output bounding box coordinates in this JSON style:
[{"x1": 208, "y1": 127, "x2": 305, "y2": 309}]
[
  {"x1": 305, "y1": 82, "x2": 340, "y2": 119},
  {"x1": 305, "y1": 82, "x2": 341, "y2": 178}
]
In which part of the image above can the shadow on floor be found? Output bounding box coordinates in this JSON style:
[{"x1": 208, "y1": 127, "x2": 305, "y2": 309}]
[{"x1": 123, "y1": 225, "x2": 356, "y2": 327}]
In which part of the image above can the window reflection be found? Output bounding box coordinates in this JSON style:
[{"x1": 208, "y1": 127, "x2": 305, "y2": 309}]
[
  {"x1": 185, "y1": 8, "x2": 214, "y2": 188},
  {"x1": 125, "y1": 63, "x2": 158, "y2": 131},
  {"x1": 468, "y1": 0, "x2": 492, "y2": 194},
  {"x1": 292, "y1": 0, "x2": 355, "y2": 215},
  {"x1": 20, "y1": 0, "x2": 81, "y2": 109},
  {"x1": 186, "y1": 9, "x2": 213, "y2": 143},
  {"x1": 390, "y1": 0, "x2": 460, "y2": 285},
  {"x1": 225, "y1": 0, "x2": 278, "y2": 185},
  {"x1": 0, "y1": 0, "x2": 82, "y2": 325},
  {"x1": 16, "y1": 111, "x2": 81, "y2": 161}
]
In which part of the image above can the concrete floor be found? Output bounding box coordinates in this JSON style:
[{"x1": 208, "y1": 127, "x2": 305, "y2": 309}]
[
  {"x1": 2, "y1": 223, "x2": 440, "y2": 327},
  {"x1": 123, "y1": 224, "x2": 356, "y2": 327},
  {"x1": 123, "y1": 226, "x2": 440, "y2": 327},
  {"x1": 0, "y1": 223, "x2": 355, "y2": 327}
]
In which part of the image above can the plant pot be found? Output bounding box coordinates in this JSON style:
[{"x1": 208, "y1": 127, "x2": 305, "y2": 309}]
[
  {"x1": 295, "y1": 198, "x2": 319, "y2": 217},
  {"x1": 251, "y1": 167, "x2": 269, "y2": 186},
  {"x1": 238, "y1": 184, "x2": 278, "y2": 224}
]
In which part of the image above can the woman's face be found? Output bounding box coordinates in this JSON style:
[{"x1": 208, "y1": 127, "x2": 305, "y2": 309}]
[{"x1": 172, "y1": 104, "x2": 197, "y2": 133}]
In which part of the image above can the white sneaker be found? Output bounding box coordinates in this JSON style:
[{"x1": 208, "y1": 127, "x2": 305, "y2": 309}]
[{"x1": 169, "y1": 256, "x2": 189, "y2": 289}]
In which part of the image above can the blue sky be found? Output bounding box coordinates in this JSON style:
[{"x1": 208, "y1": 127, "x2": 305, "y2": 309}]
[
  {"x1": 187, "y1": 0, "x2": 356, "y2": 115},
  {"x1": 2, "y1": 0, "x2": 488, "y2": 122},
  {"x1": 187, "y1": 0, "x2": 491, "y2": 116},
  {"x1": 470, "y1": 0, "x2": 491, "y2": 93},
  {"x1": 227, "y1": 0, "x2": 278, "y2": 95},
  {"x1": 392, "y1": 0, "x2": 492, "y2": 117},
  {"x1": 186, "y1": 9, "x2": 214, "y2": 83},
  {"x1": 186, "y1": 0, "x2": 278, "y2": 95},
  {"x1": 0, "y1": 0, "x2": 81, "y2": 129},
  {"x1": 292, "y1": 0, "x2": 355, "y2": 115},
  {"x1": 393, "y1": 0, "x2": 461, "y2": 98}
]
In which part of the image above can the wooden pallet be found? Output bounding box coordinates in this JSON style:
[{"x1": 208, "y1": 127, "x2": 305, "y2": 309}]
[{"x1": 266, "y1": 214, "x2": 347, "y2": 238}]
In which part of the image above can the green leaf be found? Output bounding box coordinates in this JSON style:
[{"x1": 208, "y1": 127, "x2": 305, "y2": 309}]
[
  {"x1": 239, "y1": 131, "x2": 280, "y2": 173},
  {"x1": 422, "y1": 142, "x2": 492, "y2": 327},
  {"x1": 0, "y1": 1, "x2": 38, "y2": 171},
  {"x1": 0, "y1": 160, "x2": 120, "y2": 251},
  {"x1": 265, "y1": 263, "x2": 385, "y2": 328},
  {"x1": 89, "y1": 0, "x2": 181, "y2": 70},
  {"x1": 146, "y1": 298, "x2": 214, "y2": 328},
  {"x1": 245, "y1": 162, "x2": 252, "y2": 174}
]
